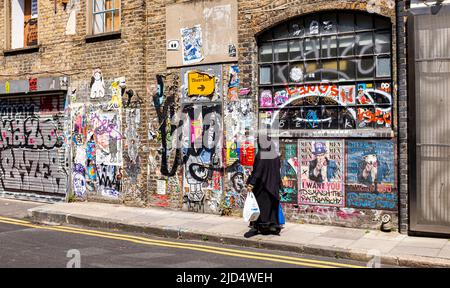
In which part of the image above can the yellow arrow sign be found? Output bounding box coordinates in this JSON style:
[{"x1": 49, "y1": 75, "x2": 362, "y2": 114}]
[{"x1": 187, "y1": 71, "x2": 215, "y2": 97}]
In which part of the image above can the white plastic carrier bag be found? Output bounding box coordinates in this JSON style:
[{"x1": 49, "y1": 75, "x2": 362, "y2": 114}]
[{"x1": 243, "y1": 192, "x2": 260, "y2": 222}]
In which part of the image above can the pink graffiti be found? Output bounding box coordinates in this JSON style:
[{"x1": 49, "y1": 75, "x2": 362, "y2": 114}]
[
  {"x1": 92, "y1": 115, "x2": 124, "y2": 140},
  {"x1": 299, "y1": 205, "x2": 363, "y2": 223}
]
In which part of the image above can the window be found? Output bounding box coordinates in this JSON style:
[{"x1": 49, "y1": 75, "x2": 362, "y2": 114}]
[
  {"x1": 9, "y1": 0, "x2": 38, "y2": 49},
  {"x1": 257, "y1": 12, "x2": 392, "y2": 131},
  {"x1": 90, "y1": 0, "x2": 121, "y2": 35}
]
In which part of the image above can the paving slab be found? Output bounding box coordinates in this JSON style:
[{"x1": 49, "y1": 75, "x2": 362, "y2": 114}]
[
  {"x1": 291, "y1": 223, "x2": 333, "y2": 234},
  {"x1": 437, "y1": 246, "x2": 450, "y2": 259},
  {"x1": 362, "y1": 231, "x2": 408, "y2": 241},
  {"x1": 280, "y1": 226, "x2": 321, "y2": 244},
  {"x1": 321, "y1": 228, "x2": 366, "y2": 240},
  {"x1": 399, "y1": 237, "x2": 448, "y2": 249},
  {"x1": 205, "y1": 222, "x2": 250, "y2": 237},
  {"x1": 390, "y1": 246, "x2": 441, "y2": 258},
  {"x1": 309, "y1": 236, "x2": 356, "y2": 249},
  {"x1": 151, "y1": 217, "x2": 193, "y2": 227},
  {"x1": 350, "y1": 238, "x2": 398, "y2": 254}
]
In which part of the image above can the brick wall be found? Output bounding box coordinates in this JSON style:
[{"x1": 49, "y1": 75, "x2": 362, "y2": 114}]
[
  {"x1": 396, "y1": 0, "x2": 408, "y2": 234},
  {"x1": 0, "y1": 0, "x2": 148, "y2": 205},
  {"x1": 0, "y1": 0, "x2": 404, "y2": 231}
]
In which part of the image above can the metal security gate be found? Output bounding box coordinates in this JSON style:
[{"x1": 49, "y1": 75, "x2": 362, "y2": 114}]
[
  {"x1": 409, "y1": 6, "x2": 450, "y2": 235},
  {"x1": 0, "y1": 93, "x2": 68, "y2": 202}
]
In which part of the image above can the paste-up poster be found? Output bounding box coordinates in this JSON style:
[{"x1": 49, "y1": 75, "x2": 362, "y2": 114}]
[
  {"x1": 190, "y1": 119, "x2": 203, "y2": 144},
  {"x1": 339, "y1": 85, "x2": 355, "y2": 105},
  {"x1": 181, "y1": 25, "x2": 204, "y2": 65},
  {"x1": 91, "y1": 111, "x2": 123, "y2": 166},
  {"x1": 227, "y1": 65, "x2": 239, "y2": 101},
  {"x1": 346, "y1": 140, "x2": 396, "y2": 210},
  {"x1": 298, "y1": 140, "x2": 345, "y2": 206},
  {"x1": 97, "y1": 164, "x2": 121, "y2": 198},
  {"x1": 280, "y1": 142, "x2": 299, "y2": 204}
]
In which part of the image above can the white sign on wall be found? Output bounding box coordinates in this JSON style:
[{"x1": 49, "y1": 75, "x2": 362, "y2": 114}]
[{"x1": 157, "y1": 180, "x2": 167, "y2": 195}]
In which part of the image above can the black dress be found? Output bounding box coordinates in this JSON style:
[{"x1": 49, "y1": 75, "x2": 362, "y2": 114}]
[{"x1": 247, "y1": 150, "x2": 282, "y2": 235}]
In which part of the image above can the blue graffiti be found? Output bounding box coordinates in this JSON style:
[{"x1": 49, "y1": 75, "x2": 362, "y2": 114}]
[
  {"x1": 346, "y1": 192, "x2": 397, "y2": 210},
  {"x1": 306, "y1": 110, "x2": 319, "y2": 128}
]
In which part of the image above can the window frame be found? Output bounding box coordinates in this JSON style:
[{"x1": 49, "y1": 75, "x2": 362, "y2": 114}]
[
  {"x1": 256, "y1": 11, "x2": 394, "y2": 136},
  {"x1": 87, "y1": 0, "x2": 121, "y2": 36},
  {"x1": 4, "y1": 0, "x2": 40, "y2": 51}
]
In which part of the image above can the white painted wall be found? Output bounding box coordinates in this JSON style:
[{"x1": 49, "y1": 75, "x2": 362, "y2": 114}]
[{"x1": 11, "y1": 0, "x2": 25, "y2": 49}]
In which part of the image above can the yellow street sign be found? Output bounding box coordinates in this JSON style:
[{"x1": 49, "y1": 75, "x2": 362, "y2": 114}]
[{"x1": 187, "y1": 71, "x2": 215, "y2": 97}]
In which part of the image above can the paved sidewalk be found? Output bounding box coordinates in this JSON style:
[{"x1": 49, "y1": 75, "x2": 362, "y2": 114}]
[
  {"x1": 27, "y1": 202, "x2": 450, "y2": 268},
  {"x1": 0, "y1": 198, "x2": 46, "y2": 219}
]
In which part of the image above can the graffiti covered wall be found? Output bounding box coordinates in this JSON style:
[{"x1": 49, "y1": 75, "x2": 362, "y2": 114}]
[
  {"x1": 68, "y1": 72, "x2": 144, "y2": 204},
  {"x1": 222, "y1": 64, "x2": 256, "y2": 215},
  {"x1": 346, "y1": 140, "x2": 396, "y2": 210},
  {"x1": 146, "y1": 63, "x2": 257, "y2": 215},
  {"x1": 0, "y1": 95, "x2": 68, "y2": 202},
  {"x1": 279, "y1": 139, "x2": 397, "y2": 229}
]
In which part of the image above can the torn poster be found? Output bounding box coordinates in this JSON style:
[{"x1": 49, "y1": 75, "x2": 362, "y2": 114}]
[
  {"x1": 227, "y1": 65, "x2": 239, "y2": 101},
  {"x1": 181, "y1": 25, "x2": 204, "y2": 65}
]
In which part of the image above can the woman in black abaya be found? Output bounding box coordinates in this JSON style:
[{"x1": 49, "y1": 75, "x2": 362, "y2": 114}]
[{"x1": 246, "y1": 138, "x2": 282, "y2": 235}]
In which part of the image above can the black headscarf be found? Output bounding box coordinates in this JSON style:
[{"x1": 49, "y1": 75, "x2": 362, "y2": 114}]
[{"x1": 247, "y1": 137, "x2": 281, "y2": 200}]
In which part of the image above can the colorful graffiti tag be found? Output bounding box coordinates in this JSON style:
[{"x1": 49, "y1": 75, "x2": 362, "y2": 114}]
[
  {"x1": 346, "y1": 140, "x2": 396, "y2": 210},
  {"x1": 280, "y1": 141, "x2": 298, "y2": 204}
]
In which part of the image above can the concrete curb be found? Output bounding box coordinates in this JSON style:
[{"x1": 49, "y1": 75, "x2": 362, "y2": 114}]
[{"x1": 28, "y1": 208, "x2": 450, "y2": 268}]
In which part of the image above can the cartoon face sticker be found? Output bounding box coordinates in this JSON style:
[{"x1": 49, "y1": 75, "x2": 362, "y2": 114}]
[
  {"x1": 90, "y1": 69, "x2": 105, "y2": 99},
  {"x1": 380, "y1": 83, "x2": 391, "y2": 94}
]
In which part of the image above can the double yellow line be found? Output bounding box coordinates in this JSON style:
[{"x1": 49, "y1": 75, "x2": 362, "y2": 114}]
[{"x1": 0, "y1": 216, "x2": 364, "y2": 268}]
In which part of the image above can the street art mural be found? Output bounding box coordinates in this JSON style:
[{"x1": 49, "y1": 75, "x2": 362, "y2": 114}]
[
  {"x1": 346, "y1": 140, "x2": 396, "y2": 210},
  {"x1": 280, "y1": 141, "x2": 298, "y2": 204},
  {"x1": 298, "y1": 140, "x2": 345, "y2": 207},
  {"x1": 224, "y1": 99, "x2": 256, "y2": 164},
  {"x1": 258, "y1": 11, "x2": 393, "y2": 134},
  {"x1": 223, "y1": 164, "x2": 252, "y2": 211},
  {"x1": 150, "y1": 67, "x2": 233, "y2": 213},
  {"x1": 182, "y1": 104, "x2": 223, "y2": 213},
  {"x1": 0, "y1": 96, "x2": 68, "y2": 198},
  {"x1": 221, "y1": 63, "x2": 256, "y2": 213},
  {"x1": 68, "y1": 72, "x2": 135, "y2": 200},
  {"x1": 91, "y1": 111, "x2": 123, "y2": 166},
  {"x1": 97, "y1": 164, "x2": 122, "y2": 198},
  {"x1": 276, "y1": 139, "x2": 396, "y2": 228},
  {"x1": 266, "y1": 83, "x2": 392, "y2": 131},
  {"x1": 152, "y1": 74, "x2": 182, "y2": 178}
]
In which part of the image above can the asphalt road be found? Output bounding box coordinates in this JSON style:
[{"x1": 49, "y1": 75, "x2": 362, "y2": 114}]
[{"x1": 0, "y1": 217, "x2": 369, "y2": 268}]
